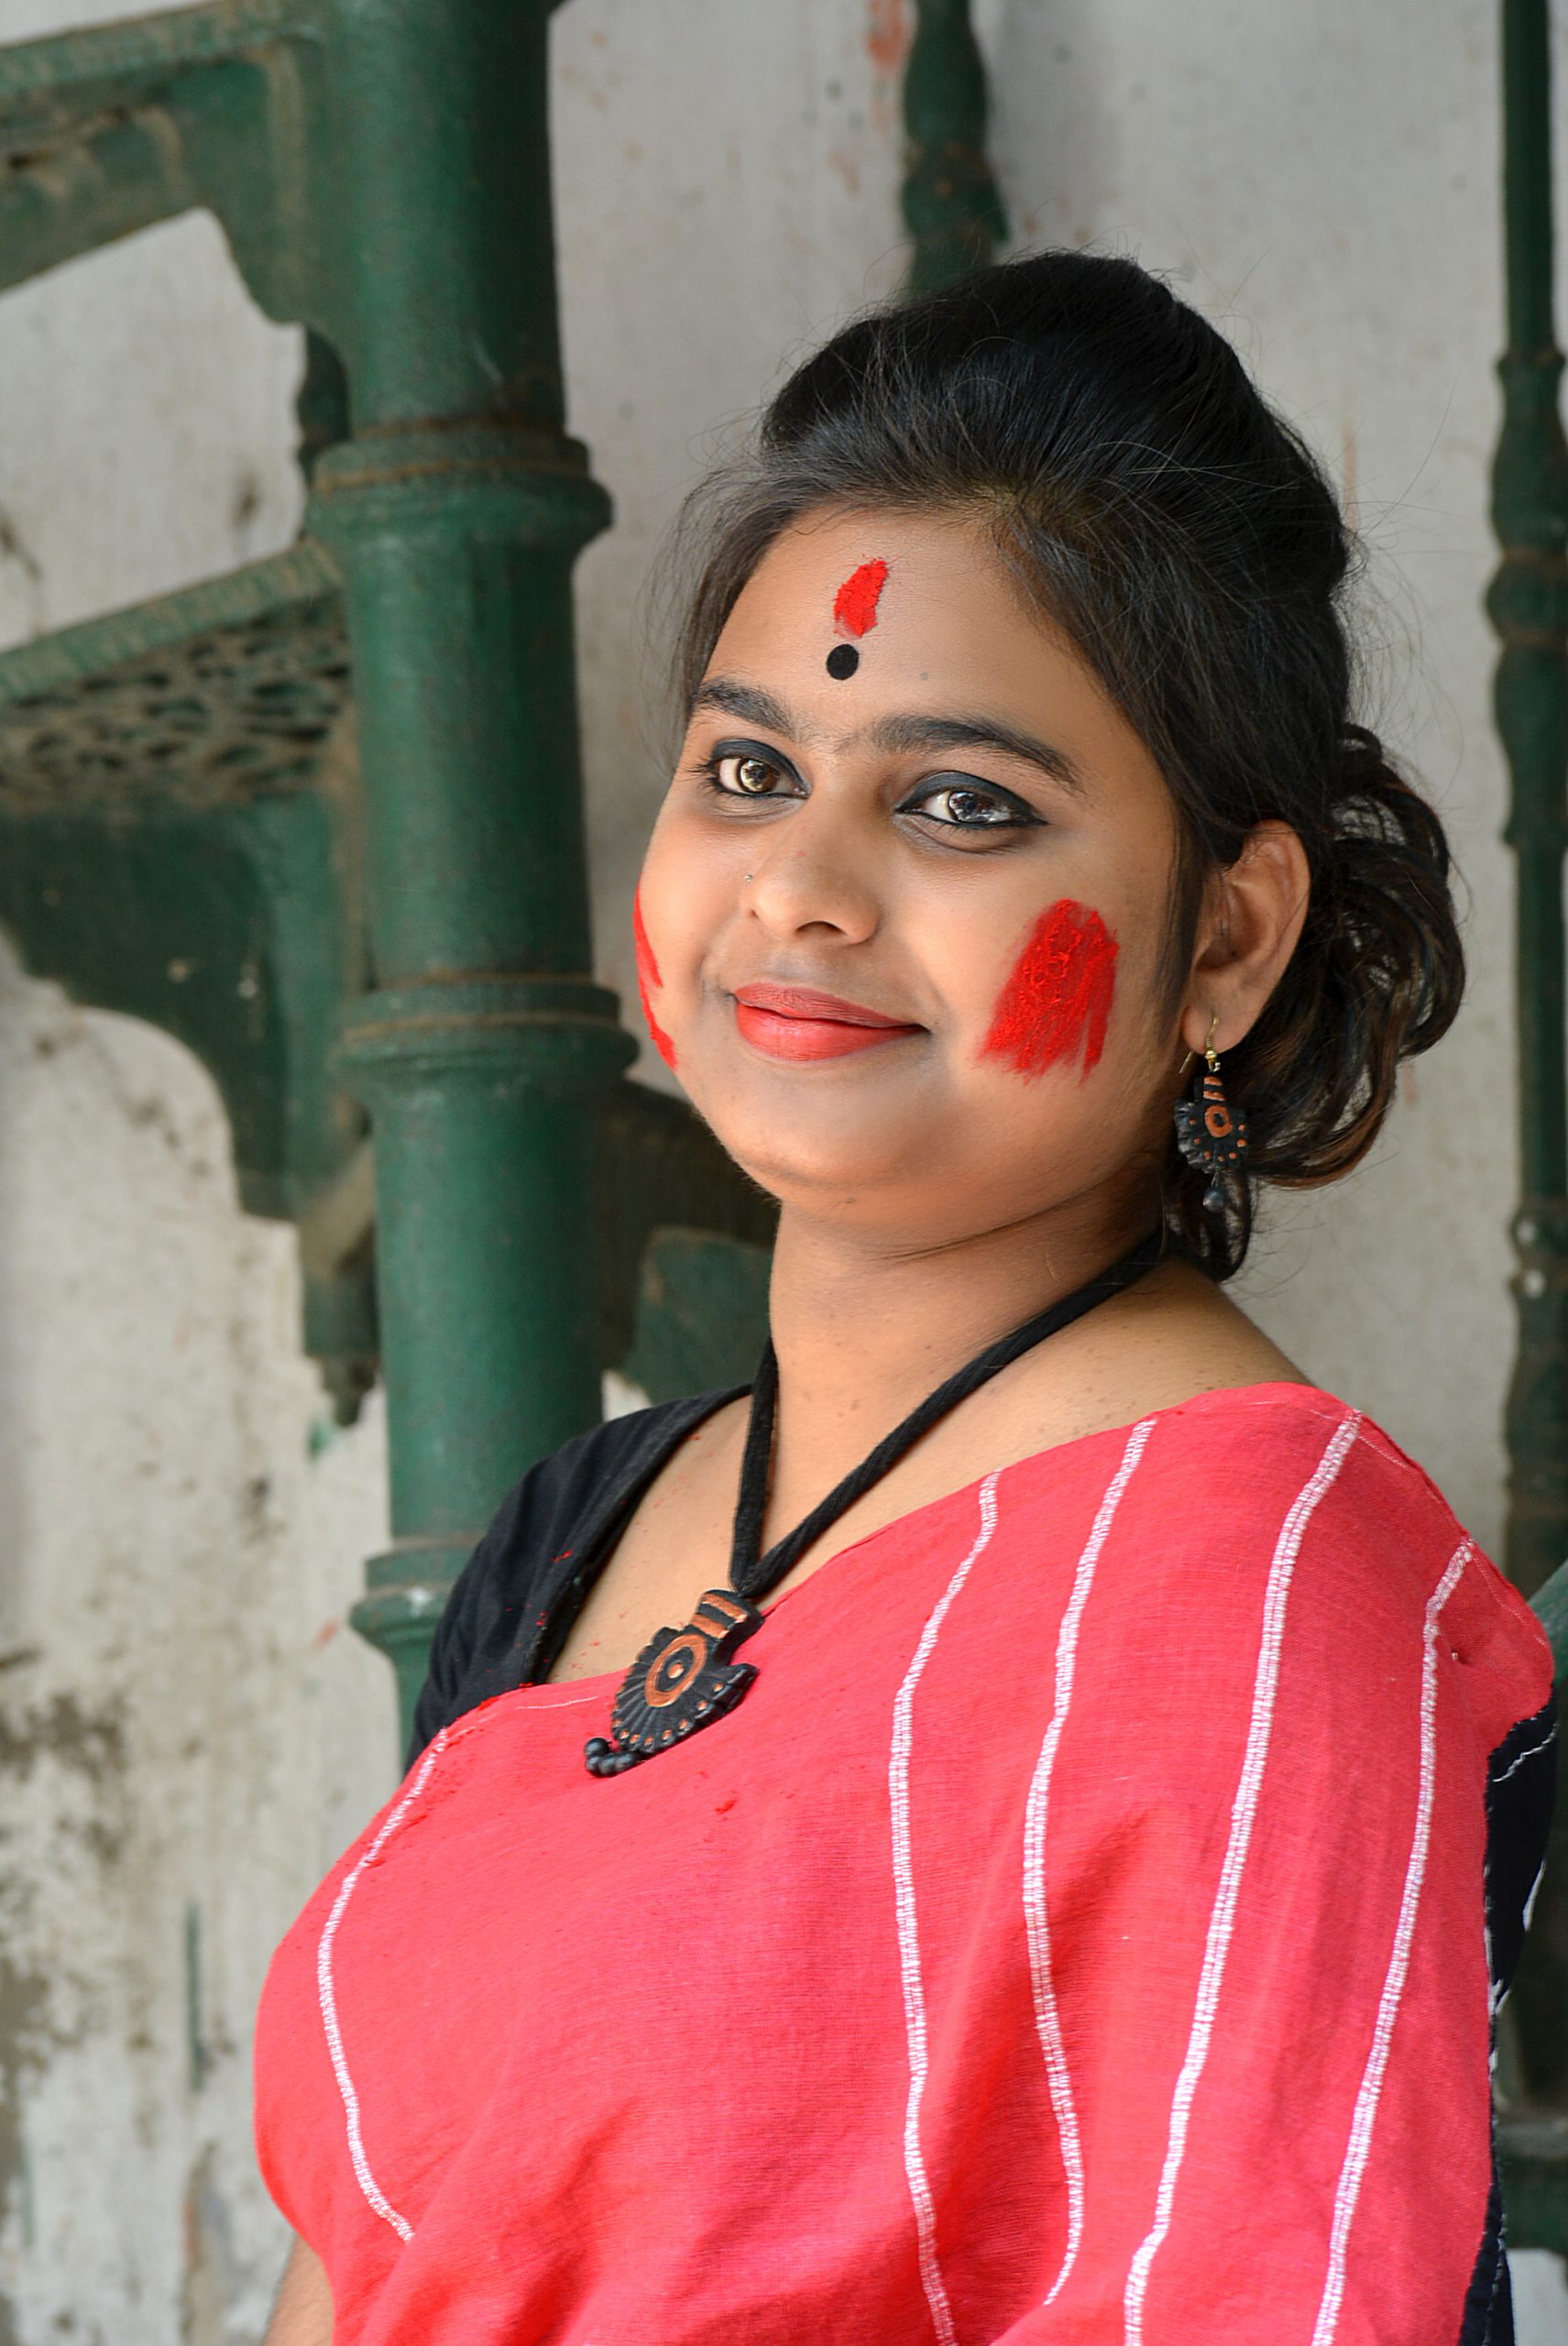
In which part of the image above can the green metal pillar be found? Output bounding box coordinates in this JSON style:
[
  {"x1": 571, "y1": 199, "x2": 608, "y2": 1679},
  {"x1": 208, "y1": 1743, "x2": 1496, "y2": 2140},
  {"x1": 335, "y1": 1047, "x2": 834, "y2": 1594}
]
[
  {"x1": 1489, "y1": 0, "x2": 1568, "y2": 2103},
  {"x1": 902, "y1": 0, "x2": 1008, "y2": 297},
  {"x1": 308, "y1": 0, "x2": 633, "y2": 1740}
]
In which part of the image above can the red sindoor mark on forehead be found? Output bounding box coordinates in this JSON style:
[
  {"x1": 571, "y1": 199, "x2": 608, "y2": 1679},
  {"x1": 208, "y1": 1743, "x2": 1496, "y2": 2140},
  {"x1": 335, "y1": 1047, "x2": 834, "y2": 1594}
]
[
  {"x1": 633, "y1": 889, "x2": 678, "y2": 1070},
  {"x1": 827, "y1": 558, "x2": 890, "y2": 679},
  {"x1": 980, "y1": 899, "x2": 1118, "y2": 1080},
  {"x1": 833, "y1": 558, "x2": 890, "y2": 637}
]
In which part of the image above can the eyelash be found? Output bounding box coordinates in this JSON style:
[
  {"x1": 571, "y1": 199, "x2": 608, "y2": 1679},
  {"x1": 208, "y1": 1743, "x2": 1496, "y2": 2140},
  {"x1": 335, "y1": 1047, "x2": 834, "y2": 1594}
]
[{"x1": 695, "y1": 747, "x2": 1041, "y2": 835}]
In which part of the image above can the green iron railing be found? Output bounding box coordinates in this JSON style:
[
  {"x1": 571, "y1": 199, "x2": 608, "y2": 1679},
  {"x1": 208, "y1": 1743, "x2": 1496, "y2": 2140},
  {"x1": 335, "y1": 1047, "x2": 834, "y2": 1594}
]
[
  {"x1": 1489, "y1": 0, "x2": 1568, "y2": 2131},
  {"x1": 0, "y1": 0, "x2": 776, "y2": 1745},
  {"x1": 1492, "y1": 0, "x2": 1568, "y2": 1615},
  {"x1": 903, "y1": 0, "x2": 1008, "y2": 294}
]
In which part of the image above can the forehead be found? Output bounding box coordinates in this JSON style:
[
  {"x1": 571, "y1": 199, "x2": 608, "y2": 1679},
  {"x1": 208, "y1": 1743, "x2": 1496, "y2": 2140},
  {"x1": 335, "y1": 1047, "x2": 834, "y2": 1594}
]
[
  {"x1": 718, "y1": 507, "x2": 1027, "y2": 668},
  {"x1": 703, "y1": 507, "x2": 1157, "y2": 783}
]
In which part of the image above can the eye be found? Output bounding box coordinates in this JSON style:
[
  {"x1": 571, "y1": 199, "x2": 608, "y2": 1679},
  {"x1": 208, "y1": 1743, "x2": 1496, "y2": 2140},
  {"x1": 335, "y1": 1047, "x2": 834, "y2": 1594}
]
[
  {"x1": 903, "y1": 777, "x2": 1038, "y2": 830},
  {"x1": 701, "y1": 742, "x2": 804, "y2": 800},
  {"x1": 722, "y1": 753, "x2": 784, "y2": 795}
]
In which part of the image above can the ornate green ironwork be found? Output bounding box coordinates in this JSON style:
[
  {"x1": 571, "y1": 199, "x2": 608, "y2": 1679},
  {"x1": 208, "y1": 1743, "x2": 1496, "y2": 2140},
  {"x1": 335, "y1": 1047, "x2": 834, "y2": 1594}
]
[
  {"x1": 0, "y1": 583, "x2": 349, "y2": 812},
  {"x1": 299, "y1": 0, "x2": 638, "y2": 1718},
  {"x1": 902, "y1": 0, "x2": 1008, "y2": 296},
  {"x1": 0, "y1": 546, "x2": 359, "y2": 1223},
  {"x1": 0, "y1": 0, "x2": 319, "y2": 322},
  {"x1": 1488, "y1": 0, "x2": 1568, "y2": 2134},
  {"x1": 0, "y1": 0, "x2": 779, "y2": 1749}
]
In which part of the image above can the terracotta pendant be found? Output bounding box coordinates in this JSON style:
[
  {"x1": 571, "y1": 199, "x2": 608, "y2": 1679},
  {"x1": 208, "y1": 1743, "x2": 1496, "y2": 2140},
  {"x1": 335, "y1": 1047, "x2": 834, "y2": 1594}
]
[
  {"x1": 1174, "y1": 1050, "x2": 1249, "y2": 1213},
  {"x1": 585, "y1": 1588, "x2": 764, "y2": 1777}
]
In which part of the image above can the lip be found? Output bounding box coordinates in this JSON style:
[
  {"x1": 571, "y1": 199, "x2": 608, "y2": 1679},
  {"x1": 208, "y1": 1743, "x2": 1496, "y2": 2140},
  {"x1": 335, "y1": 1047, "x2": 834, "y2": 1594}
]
[
  {"x1": 734, "y1": 981, "x2": 911, "y2": 1026},
  {"x1": 731, "y1": 981, "x2": 924, "y2": 1063}
]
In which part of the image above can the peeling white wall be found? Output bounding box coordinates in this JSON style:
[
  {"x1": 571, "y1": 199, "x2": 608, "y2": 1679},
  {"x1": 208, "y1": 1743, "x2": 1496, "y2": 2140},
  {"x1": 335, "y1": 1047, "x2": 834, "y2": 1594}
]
[
  {"x1": 0, "y1": 946, "x2": 394, "y2": 2342},
  {"x1": 0, "y1": 0, "x2": 1562, "y2": 2336}
]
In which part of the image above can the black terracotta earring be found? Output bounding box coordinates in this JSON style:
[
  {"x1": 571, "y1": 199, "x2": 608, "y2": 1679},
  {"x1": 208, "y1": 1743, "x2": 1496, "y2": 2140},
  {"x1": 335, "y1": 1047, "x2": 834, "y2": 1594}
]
[{"x1": 1175, "y1": 1014, "x2": 1248, "y2": 1213}]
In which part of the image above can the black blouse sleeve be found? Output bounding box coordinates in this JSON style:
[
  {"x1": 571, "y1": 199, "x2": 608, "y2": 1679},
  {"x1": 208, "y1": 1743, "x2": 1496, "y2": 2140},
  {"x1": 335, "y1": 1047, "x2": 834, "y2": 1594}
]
[
  {"x1": 403, "y1": 1390, "x2": 742, "y2": 1770},
  {"x1": 404, "y1": 1465, "x2": 543, "y2": 1770}
]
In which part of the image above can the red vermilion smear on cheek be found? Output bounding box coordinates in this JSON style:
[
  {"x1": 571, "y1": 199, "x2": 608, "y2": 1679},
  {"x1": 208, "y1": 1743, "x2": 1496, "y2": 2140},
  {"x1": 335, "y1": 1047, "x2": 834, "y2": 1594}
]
[
  {"x1": 833, "y1": 558, "x2": 889, "y2": 637},
  {"x1": 981, "y1": 899, "x2": 1118, "y2": 1080},
  {"x1": 632, "y1": 888, "x2": 677, "y2": 1070}
]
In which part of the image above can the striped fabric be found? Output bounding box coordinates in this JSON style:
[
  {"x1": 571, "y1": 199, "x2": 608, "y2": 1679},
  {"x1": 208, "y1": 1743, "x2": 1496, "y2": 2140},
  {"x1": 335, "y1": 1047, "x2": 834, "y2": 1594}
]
[{"x1": 255, "y1": 1386, "x2": 1555, "y2": 2346}]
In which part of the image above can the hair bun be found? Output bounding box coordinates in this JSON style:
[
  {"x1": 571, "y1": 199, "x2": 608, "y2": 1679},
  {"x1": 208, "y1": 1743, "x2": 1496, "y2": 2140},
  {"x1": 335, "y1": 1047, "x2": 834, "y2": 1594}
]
[{"x1": 1232, "y1": 723, "x2": 1463, "y2": 1196}]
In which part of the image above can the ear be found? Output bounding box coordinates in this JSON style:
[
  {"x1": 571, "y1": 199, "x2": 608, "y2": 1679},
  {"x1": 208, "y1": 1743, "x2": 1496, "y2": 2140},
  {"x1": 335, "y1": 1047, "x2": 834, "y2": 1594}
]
[{"x1": 1179, "y1": 819, "x2": 1310, "y2": 1059}]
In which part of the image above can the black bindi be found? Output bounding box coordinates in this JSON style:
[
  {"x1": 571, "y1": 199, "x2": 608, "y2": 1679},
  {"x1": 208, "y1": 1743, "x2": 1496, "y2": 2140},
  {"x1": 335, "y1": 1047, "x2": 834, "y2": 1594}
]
[{"x1": 826, "y1": 642, "x2": 860, "y2": 680}]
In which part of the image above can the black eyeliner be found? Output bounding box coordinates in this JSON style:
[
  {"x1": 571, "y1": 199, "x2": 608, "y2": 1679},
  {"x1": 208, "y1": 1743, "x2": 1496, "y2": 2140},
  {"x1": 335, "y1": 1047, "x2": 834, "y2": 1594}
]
[
  {"x1": 695, "y1": 735, "x2": 807, "y2": 796},
  {"x1": 895, "y1": 773, "x2": 1045, "y2": 828}
]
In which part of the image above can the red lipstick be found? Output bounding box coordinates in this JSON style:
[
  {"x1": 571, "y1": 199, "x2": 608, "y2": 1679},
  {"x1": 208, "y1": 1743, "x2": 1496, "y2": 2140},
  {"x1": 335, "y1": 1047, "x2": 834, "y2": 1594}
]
[{"x1": 733, "y1": 981, "x2": 922, "y2": 1063}]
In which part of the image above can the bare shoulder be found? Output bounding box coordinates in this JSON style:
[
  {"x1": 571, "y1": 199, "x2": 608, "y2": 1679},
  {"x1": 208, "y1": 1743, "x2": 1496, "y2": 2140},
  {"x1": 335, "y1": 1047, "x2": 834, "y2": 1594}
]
[
  {"x1": 983, "y1": 1257, "x2": 1310, "y2": 1463},
  {"x1": 1108, "y1": 1257, "x2": 1307, "y2": 1398}
]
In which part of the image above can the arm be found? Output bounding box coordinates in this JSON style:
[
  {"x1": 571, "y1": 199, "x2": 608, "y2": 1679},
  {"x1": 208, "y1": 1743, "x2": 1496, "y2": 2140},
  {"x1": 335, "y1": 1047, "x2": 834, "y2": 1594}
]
[
  {"x1": 990, "y1": 1439, "x2": 1548, "y2": 2343},
  {"x1": 263, "y1": 2238, "x2": 332, "y2": 2346}
]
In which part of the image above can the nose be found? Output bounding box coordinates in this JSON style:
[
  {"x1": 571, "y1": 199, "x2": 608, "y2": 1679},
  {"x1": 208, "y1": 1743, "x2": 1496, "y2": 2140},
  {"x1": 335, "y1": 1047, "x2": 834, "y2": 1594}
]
[{"x1": 740, "y1": 807, "x2": 882, "y2": 947}]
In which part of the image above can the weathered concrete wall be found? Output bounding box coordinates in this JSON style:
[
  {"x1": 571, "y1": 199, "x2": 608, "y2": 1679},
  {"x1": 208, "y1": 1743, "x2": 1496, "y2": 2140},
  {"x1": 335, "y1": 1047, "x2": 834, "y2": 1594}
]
[
  {"x1": 0, "y1": 0, "x2": 1561, "y2": 2336},
  {"x1": 0, "y1": 944, "x2": 394, "y2": 2341}
]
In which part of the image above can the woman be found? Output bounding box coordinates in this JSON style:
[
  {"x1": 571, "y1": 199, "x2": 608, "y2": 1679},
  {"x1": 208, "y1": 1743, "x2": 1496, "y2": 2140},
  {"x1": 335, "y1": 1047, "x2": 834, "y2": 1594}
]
[{"x1": 255, "y1": 251, "x2": 1555, "y2": 2345}]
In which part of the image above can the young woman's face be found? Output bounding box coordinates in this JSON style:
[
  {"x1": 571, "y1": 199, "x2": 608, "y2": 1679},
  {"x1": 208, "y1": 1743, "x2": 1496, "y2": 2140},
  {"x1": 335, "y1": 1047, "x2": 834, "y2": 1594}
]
[{"x1": 638, "y1": 507, "x2": 1190, "y2": 1246}]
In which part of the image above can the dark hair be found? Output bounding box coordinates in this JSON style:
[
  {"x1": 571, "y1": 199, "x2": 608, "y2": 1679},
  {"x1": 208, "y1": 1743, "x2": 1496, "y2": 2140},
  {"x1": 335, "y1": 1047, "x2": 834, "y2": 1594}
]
[{"x1": 663, "y1": 249, "x2": 1464, "y2": 1276}]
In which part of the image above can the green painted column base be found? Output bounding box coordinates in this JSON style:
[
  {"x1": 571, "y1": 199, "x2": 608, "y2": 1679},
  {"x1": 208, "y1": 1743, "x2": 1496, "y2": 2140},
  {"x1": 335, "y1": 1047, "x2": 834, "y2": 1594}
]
[
  {"x1": 351, "y1": 1540, "x2": 474, "y2": 1755},
  {"x1": 340, "y1": 976, "x2": 634, "y2": 1752}
]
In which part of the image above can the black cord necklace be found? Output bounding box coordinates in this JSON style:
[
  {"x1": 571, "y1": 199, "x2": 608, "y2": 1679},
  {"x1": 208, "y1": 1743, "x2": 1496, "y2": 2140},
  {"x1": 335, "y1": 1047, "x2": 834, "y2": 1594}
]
[{"x1": 584, "y1": 1226, "x2": 1168, "y2": 1777}]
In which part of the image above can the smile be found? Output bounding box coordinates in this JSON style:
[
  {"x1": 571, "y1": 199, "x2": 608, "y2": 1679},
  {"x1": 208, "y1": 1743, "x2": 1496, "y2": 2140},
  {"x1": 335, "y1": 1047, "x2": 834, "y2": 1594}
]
[{"x1": 732, "y1": 982, "x2": 924, "y2": 1063}]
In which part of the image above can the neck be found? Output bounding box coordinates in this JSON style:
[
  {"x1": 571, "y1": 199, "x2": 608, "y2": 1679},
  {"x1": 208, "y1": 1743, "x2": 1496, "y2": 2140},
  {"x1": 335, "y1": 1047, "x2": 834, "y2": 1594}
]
[{"x1": 763, "y1": 1189, "x2": 1157, "y2": 1480}]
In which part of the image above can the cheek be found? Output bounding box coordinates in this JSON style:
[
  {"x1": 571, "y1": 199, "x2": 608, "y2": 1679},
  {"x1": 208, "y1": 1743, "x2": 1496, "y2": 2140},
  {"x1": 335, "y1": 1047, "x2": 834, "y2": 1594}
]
[
  {"x1": 632, "y1": 886, "x2": 678, "y2": 1071},
  {"x1": 979, "y1": 899, "x2": 1119, "y2": 1080}
]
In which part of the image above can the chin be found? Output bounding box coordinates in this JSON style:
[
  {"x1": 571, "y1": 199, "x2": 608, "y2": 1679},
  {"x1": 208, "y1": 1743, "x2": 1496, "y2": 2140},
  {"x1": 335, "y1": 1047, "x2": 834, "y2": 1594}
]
[{"x1": 698, "y1": 1104, "x2": 939, "y2": 1215}]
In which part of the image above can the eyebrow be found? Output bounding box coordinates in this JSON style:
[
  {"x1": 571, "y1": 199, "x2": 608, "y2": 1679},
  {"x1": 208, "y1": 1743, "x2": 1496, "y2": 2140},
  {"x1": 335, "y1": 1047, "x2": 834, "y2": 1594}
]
[
  {"x1": 688, "y1": 675, "x2": 1087, "y2": 798},
  {"x1": 864, "y1": 710, "x2": 1086, "y2": 797},
  {"x1": 690, "y1": 677, "x2": 802, "y2": 737}
]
